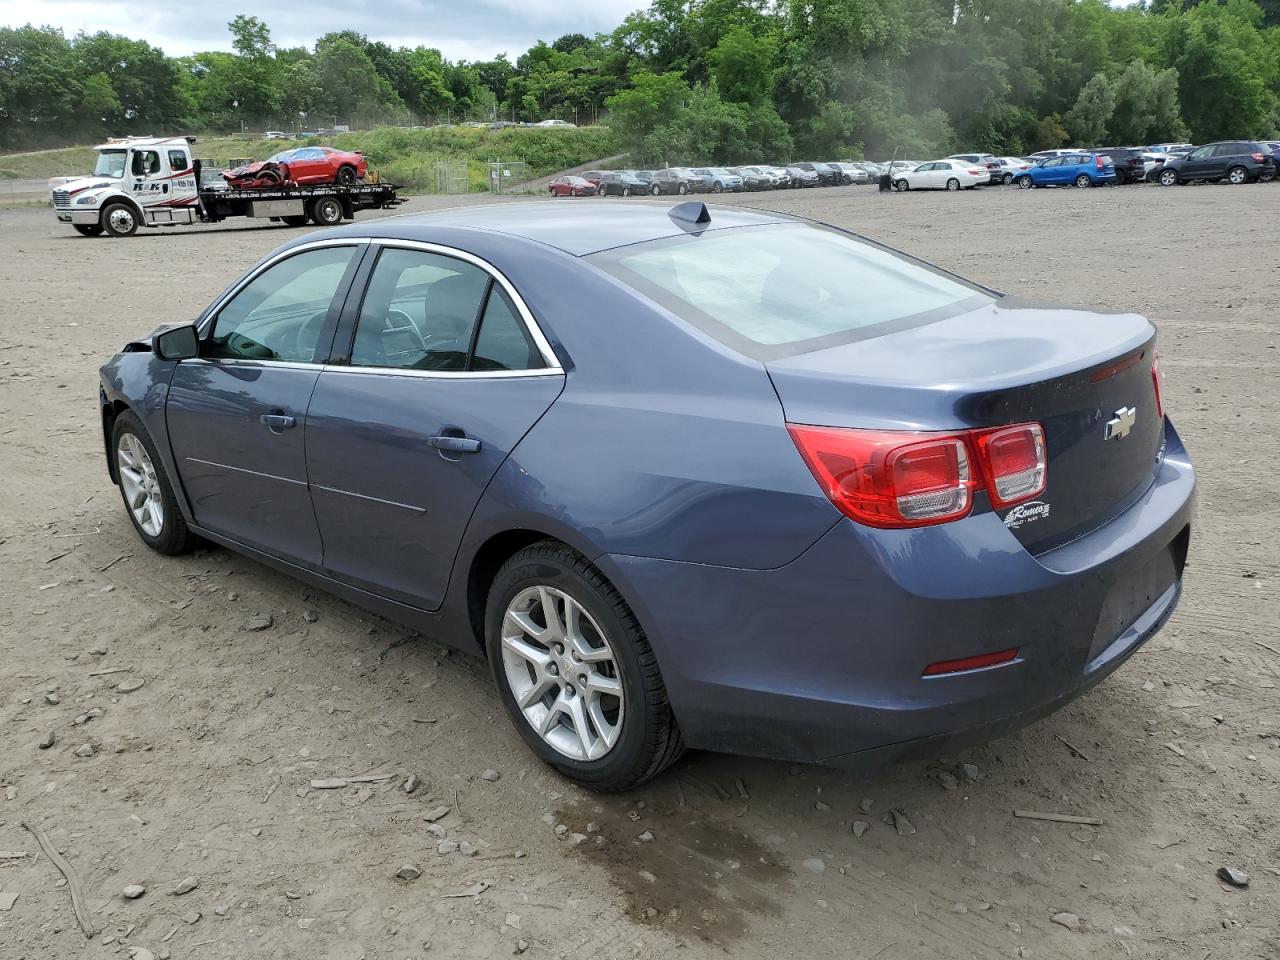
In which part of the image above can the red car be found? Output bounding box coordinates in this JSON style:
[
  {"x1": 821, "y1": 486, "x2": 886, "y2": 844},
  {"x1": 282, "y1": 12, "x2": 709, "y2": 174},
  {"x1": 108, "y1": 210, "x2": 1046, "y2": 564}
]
[
  {"x1": 223, "y1": 146, "x2": 367, "y2": 188},
  {"x1": 548, "y1": 175, "x2": 597, "y2": 197}
]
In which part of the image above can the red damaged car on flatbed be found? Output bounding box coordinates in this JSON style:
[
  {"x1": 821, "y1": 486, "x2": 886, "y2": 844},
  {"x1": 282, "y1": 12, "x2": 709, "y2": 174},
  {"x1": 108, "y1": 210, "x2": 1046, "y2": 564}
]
[{"x1": 223, "y1": 146, "x2": 368, "y2": 188}]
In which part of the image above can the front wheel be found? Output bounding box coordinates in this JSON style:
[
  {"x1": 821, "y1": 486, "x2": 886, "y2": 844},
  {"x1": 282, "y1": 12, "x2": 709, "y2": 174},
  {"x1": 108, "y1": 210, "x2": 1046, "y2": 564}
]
[
  {"x1": 650, "y1": 184, "x2": 660, "y2": 196},
  {"x1": 1017, "y1": 175, "x2": 1033, "y2": 190},
  {"x1": 711, "y1": 182, "x2": 723, "y2": 193},
  {"x1": 894, "y1": 179, "x2": 910, "y2": 192},
  {"x1": 73, "y1": 224, "x2": 104, "y2": 237},
  {"x1": 622, "y1": 187, "x2": 631, "y2": 197},
  {"x1": 1159, "y1": 169, "x2": 1179, "y2": 186},
  {"x1": 1074, "y1": 174, "x2": 1092, "y2": 188},
  {"x1": 1227, "y1": 165, "x2": 1248, "y2": 185},
  {"x1": 112, "y1": 411, "x2": 195, "y2": 555},
  {"x1": 100, "y1": 202, "x2": 139, "y2": 238},
  {"x1": 946, "y1": 178, "x2": 960, "y2": 191},
  {"x1": 677, "y1": 183, "x2": 689, "y2": 195},
  {"x1": 486, "y1": 541, "x2": 684, "y2": 791}
]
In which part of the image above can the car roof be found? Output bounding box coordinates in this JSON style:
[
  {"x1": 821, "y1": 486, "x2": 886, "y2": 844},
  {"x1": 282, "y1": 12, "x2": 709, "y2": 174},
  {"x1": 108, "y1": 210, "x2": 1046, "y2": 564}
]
[{"x1": 333, "y1": 201, "x2": 795, "y2": 257}]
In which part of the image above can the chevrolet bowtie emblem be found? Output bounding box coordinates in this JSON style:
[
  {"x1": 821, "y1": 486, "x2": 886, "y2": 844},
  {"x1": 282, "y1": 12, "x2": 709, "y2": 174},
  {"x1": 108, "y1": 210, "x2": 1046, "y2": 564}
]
[{"x1": 1105, "y1": 406, "x2": 1137, "y2": 440}]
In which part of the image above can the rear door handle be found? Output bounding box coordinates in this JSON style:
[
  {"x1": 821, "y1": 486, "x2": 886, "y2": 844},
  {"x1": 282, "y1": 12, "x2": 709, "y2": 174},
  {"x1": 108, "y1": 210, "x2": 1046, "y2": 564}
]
[
  {"x1": 260, "y1": 414, "x2": 296, "y2": 431},
  {"x1": 427, "y1": 434, "x2": 481, "y2": 453}
]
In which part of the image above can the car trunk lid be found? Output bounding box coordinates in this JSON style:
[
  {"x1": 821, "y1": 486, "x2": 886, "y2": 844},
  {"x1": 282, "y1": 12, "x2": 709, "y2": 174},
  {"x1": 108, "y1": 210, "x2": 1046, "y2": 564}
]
[{"x1": 766, "y1": 297, "x2": 1164, "y2": 553}]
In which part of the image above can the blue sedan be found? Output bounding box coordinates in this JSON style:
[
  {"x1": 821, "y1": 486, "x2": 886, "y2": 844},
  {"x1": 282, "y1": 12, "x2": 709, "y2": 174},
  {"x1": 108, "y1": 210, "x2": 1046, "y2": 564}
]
[
  {"x1": 99, "y1": 201, "x2": 1194, "y2": 790},
  {"x1": 1016, "y1": 152, "x2": 1117, "y2": 188}
]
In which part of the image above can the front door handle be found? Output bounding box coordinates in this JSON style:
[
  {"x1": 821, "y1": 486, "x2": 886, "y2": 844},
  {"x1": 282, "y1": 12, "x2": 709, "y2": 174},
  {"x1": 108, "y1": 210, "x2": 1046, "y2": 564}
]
[
  {"x1": 260, "y1": 413, "x2": 296, "y2": 432},
  {"x1": 427, "y1": 434, "x2": 481, "y2": 453}
]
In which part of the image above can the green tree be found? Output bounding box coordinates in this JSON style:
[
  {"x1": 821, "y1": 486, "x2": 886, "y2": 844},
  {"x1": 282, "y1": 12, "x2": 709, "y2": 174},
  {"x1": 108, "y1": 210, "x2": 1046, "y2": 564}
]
[
  {"x1": 1065, "y1": 72, "x2": 1116, "y2": 143},
  {"x1": 709, "y1": 26, "x2": 777, "y2": 104}
]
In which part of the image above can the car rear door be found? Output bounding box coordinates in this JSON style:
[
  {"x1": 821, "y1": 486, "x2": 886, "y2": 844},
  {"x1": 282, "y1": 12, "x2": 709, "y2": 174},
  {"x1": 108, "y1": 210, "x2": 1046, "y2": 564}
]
[
  {"x1": 304, "y1": 241, "x2": 565, "y2": 611},
  {"x1": 166, "y1": 241, "x2": 366, "y2": 566}
]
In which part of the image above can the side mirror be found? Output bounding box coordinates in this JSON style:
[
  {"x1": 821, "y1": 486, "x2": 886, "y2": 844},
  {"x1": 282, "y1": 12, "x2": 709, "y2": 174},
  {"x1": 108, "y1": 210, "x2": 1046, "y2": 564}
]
[{"x1": 153, "y1": 324, "x2": 200, "y2": 361}]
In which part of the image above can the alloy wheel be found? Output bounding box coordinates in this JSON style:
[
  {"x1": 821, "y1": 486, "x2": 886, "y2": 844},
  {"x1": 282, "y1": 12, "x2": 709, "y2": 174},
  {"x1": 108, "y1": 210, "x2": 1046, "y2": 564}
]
[
  {"x1": 117, "y1": 433, "x2": 164, "y2": 537},
  {"x1": 501, "y1": 585, "x2": 624, "y2": 762},
  {"x1": 1227, "y1": 166, "x2": 1247, "y2": 184}
]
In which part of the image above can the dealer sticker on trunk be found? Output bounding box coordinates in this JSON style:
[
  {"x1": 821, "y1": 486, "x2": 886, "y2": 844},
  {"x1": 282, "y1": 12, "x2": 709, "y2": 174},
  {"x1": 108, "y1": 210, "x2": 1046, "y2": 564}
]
[{"x1": 1003, "y1": 500, "x2": 1051, "y2": 529}]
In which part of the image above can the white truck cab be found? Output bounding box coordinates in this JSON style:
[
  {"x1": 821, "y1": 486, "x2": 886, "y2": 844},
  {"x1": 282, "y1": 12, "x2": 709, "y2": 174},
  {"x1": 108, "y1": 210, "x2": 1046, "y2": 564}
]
[{"x1": 53, "y1": 137, "x2": 199, "y2": 237}]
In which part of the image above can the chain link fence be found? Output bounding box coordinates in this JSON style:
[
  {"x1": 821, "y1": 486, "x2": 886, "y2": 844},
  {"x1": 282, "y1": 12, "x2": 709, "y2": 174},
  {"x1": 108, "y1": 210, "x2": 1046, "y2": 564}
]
[
  {"x1": 435, "y1": 161, "x2": 469, "y2": 194},
  {"x1": 487, "y1": 160, "x2": 531, "y2": 194}
]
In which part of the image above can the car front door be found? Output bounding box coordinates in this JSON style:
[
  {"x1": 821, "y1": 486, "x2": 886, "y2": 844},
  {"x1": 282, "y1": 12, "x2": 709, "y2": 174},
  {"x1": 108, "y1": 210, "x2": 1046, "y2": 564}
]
[
  {"x1": 1179, "y1": 146, "x2": 1212, "y2": 179},
  {"x1": 304, "y1": 242, "x2": 565, "y2": 611},
  {"x1": 1037, "y1": 157, "x2": 1064, "y2": 184},
  {"x1": 165, "y1": 241, "x2": 366, "y2": 566},
  {"x1": 285, "y1": 147, "x2": 326, "y2": 183}
]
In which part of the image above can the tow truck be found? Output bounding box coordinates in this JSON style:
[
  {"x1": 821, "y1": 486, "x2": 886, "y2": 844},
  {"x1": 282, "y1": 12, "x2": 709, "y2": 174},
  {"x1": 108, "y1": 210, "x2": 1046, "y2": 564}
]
[{"x1": 51, "y1": 136, "x2": 406, "y2": 237}]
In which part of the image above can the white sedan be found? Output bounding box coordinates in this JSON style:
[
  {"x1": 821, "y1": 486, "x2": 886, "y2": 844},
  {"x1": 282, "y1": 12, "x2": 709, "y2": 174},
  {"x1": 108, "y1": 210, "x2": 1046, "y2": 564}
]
[{"x1": 892, "y1": 160, "x2": 988, "y2": 191}]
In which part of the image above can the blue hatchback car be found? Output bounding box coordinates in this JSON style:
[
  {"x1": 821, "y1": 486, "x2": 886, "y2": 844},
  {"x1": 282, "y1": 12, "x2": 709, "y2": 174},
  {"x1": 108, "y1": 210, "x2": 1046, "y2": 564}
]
[
  {"x1": 99, "y1": 202, "x2": 1194, "y2": 790},
  {"x1": 1017, "y1": 152, "x2": 1117, "y2": 188}
]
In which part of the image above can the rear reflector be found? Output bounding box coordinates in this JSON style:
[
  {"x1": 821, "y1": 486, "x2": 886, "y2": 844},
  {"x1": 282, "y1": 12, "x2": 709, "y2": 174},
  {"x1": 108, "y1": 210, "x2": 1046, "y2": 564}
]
[
  {"x1": 973, "y1": 424, "x2": 1047, "y2": 508},
  {"x1": 1090, "y1": 350, "x2": 1144, "y2": 382},
  {"x1": 923, "y1": 648, "x2": 1019, "y2": 676},
  {"x1": 788, "y1": 421, "x2": 1046, "y2": 529},
  {"x1": 1152, "y1": 350, "x2": 1165, "y2": 418}
]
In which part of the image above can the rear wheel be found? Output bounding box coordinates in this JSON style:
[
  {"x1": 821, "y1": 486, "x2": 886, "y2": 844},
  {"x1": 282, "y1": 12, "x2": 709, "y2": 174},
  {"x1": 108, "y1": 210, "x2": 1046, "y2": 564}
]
[
  {"x1": 677, "y1": 182, "x2": 689, "y2": 195},
  {"x1": 336, "y1": 164, "x2": 358, "y2": 185},
  {"x1": 73, "y1": 224, "x2": 104, "y2": 237},
  {"x1": 1227, "y1": 165, "x2": 1248, "y2": 185},
  {"x1": 622, "y1": 187, "x2": 631, "y2": 197},
  {"x1": 712, "y1": 182, "x2": 723, "y2": 193},
  {"x1": 486, "y1": 541, "x2": 684, "y2": 791},
  {"x1": 112, "y1": 411, "x2": 195, "y2": 556},
  {"x1": 1074, "y1": 173, "x2": 1092, "y2": 188},
  {"x1": 100, "y1": 202, "x2": 139, "y2": 238},
  {"x1": 308, "y1": 196, "x2": 344, "y2": 226},
  {"x1": 946, "y1": 178, "x2": 960, "y2": 191},
  {"x1": 1002, "y1": 172, "x2": 1014, "y2": 184}
]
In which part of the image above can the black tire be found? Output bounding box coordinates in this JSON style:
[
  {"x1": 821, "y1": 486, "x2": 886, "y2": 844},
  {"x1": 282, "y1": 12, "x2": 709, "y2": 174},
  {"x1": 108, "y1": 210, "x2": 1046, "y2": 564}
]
[
  {"x1": 894, "y1": 178, "x2": 910, "y2": 192},
  {"x1": 622, "y1": 187, "x2": 631, "y2": 197},
  {"x1": 650, "y1": 184, "x2": 660, "y2": 196},
  {"x1": 336, "y1": 164, "x2": 358, "y2": 185},
  {"x1": 282, "y1": 215, "x2": 309, "y2": 227},
  {"x1": 308, "y1": 196, "x2": 344, "y2": 226},
  {"x1": 73, "y1": 224, "x2": 104, "y2": 236},
  {"x1": 712, "y1": 182, "x2": 723, "y2": 193},
  {"x1": 1017, "y1": 175, "x2": 1033, "y2": 190},
  {"x1": 485, "y1": 541, "x2": 684, "y2": 791},
  {"x1": 111, "y1": 410, "x2": 196, "y2": 556},
  {"x1": 1226, "y1": 165, "x2": 1248, "y2": 185},
  {"x1": 100, "y1": 201, "x2": 139, "y2": 238},
  {"x1": 1074, "y1": 173, "x2": 1092, "y2": 188},
  {"x1": 1114, "y1": 169, "x2": 1128, "y2": 185},
  {"x1": 946, "y1": 178, "x2": 960, "y2": 191},
  {"x1": 677, "y1": 183, "x2": 689, "y2": 195},
  {"x1": 1002, "y1": 172, "x2": 1014, "y2": 184}
]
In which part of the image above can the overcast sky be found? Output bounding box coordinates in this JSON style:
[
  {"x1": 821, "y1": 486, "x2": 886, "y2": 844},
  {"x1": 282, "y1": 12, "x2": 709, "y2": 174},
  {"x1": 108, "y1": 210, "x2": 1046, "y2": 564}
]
[{"x1": 0, "y1": 0, "x2": 645, "y2": 61}]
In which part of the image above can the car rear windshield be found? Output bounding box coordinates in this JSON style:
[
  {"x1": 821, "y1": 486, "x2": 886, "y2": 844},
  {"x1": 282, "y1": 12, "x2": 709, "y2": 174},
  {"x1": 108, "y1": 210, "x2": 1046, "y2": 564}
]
[{"x1": 589, "y1": 223, "x2": 991, "y2": 359}]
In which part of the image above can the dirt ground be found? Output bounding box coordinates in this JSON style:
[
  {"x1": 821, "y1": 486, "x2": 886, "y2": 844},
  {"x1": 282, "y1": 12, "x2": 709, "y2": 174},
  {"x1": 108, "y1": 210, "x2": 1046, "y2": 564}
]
[{"x1": 1, "y1": 182, "x2": 1277, "y2": 960}]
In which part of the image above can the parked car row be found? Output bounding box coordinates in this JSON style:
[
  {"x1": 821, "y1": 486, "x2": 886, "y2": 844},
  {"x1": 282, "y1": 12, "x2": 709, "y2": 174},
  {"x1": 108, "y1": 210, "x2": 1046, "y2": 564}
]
[{"x1": 548, "y1": 161, "x2": 882, "y2": 198}]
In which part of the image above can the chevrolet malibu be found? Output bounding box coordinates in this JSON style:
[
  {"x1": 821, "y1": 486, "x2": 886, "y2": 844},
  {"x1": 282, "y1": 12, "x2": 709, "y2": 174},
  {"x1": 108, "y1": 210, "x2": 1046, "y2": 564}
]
[{"x1": 98, "y1": 201, "x2": 1195, "y2": 791}]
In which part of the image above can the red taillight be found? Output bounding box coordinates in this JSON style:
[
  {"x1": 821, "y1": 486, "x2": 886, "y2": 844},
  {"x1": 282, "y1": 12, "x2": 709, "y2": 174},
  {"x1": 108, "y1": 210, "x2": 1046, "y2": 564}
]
[
  {"x1": 1152, "y1": 351, "x2": 1165, "y2": 419},
  {"x1": 968, "y1": 168, "x2": 983, "y2": 176},
  {"x1": 1251, "y1": 152, "x2": 1265, "y2": 162},
  {"x1": 923, "y1": 648, "x2": 1019, "y2": 676},
  {"x1": 1096, "y1": 155, "x2": 1104, "y2": 169},
  {"x1": 973, "y1": 424, "x2": 1047, "y2": 507},
  {"x1": 787, "y1": 427, "x2": 975, "y2": 528},
  {"x1": 787, "y1": 421, "x2": 1047, "y2": 529}
]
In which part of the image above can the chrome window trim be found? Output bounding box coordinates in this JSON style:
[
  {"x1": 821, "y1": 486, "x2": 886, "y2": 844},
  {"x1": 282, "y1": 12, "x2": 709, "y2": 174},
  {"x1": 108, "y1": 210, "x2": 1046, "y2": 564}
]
[
  {"x1": 196, "y1": 238, "x2": 369, "y2": 338},
  {"x1": 182, "y1": 357, "x2": 323, "y2": 372},
  {"x1": 318, "y1": 364, "x2": 562, "y2": 381},
  {"x1": 365, "y1": 237, "x2": 562, "y2": 373}
]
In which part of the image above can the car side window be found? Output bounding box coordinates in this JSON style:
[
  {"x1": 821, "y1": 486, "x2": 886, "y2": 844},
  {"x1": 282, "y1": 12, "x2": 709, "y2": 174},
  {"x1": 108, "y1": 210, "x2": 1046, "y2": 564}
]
[
  {"x1": 1043, "y1": 158, "x2": 1062, "y2": 168},
  {"x1": 1212, "y1": 144, "x2": 1237, "y2": 157},
  {"x1": 207, "y1": 246, "x2": 358, "y2": 363},
  {"x1": 471, "y1": 288, "x2": 544, "y2": 372},
  {"x1": 131, "y1": 151, "x2": 160, "y2": 176},
  {"x1": 351, "y1": 248, "x2": 490, "y2": 372},
  {"x1": 167, "y1": 150, "x2": 188, "y2": 172}
]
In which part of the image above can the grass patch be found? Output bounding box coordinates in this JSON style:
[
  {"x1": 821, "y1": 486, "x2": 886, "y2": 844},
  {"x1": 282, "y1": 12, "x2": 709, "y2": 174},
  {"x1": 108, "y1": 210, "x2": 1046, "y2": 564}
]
[{"x1": 1, "y1": 126, "x2": 620, "y2": 192}]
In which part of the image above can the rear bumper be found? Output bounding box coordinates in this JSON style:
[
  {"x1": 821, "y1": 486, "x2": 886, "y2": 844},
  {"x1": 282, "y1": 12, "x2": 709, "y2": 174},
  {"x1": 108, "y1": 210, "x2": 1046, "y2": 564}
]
[{"x1": 598, "y1": 419, "x2": 1195, "y2": 767}]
